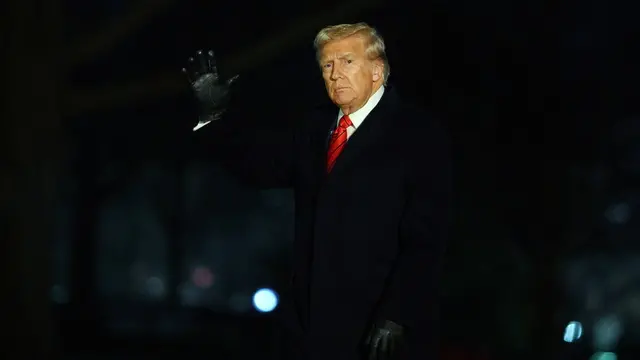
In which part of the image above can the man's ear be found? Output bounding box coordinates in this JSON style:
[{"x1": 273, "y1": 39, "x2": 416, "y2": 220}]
[{"x1": 372, "y1": 60, "x2": 384, "y2": 82}]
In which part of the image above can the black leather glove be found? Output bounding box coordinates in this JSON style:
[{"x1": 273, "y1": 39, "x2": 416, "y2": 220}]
[
  {"x1": 364, "y1": 320, "x2": 405, "y2": 360},
  {"x1": 182, "y1": 49, "x2": 239, "y2": 131}
]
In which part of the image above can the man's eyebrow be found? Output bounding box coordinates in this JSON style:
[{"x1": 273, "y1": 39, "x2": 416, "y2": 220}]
[
  {"x1": 322, "y1": 52, "x2": 355, "y2": 59},
  {"x1": 320, "y1": 53, "x2": 356, "y2": 64}
]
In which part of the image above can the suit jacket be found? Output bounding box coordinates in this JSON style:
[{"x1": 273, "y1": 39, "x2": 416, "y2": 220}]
[{"x1": 198, "y1": 88, "x2": 452, "y2": 360}]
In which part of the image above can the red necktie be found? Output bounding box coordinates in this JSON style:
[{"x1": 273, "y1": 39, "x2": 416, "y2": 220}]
[{"x1": 327, "y1": 115, "x2": 353, "y2": 172}]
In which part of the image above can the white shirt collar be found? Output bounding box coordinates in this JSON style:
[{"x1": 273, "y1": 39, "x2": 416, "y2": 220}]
[{"x1": 337, "y1": 86, "x2": 385, "y2": 129}]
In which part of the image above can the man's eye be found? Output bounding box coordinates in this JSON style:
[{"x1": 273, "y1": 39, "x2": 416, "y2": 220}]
[
  {"x1": 346, "y1": 59, "x2": 353, "y2": 64},
  {"x1": 323, "y1": 63, "x2": 332, "y2": 68}
]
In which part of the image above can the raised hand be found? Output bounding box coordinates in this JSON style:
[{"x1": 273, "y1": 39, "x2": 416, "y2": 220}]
[{"x1": 182, "y1": 49, "x2": 239, "y2": 131}]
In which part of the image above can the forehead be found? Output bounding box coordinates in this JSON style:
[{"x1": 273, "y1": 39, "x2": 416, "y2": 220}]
[{"x1": 320, "y1": 36, "x2": 367, "y2": 59}]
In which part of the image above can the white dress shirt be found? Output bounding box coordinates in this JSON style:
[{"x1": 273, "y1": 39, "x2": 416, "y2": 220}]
[{"x1": 336, "y1": 86, "x2": 385, "y2": 139}]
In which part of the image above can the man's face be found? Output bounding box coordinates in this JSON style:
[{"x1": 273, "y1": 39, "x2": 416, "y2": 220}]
[{"x1": 319, "y1": 35, "x2": 383, "y2": 113}]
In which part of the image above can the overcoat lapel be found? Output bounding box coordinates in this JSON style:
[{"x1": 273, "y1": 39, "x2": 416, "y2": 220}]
[{"x1": 324, "y1": 89, "x2": 398, "y2": 178}]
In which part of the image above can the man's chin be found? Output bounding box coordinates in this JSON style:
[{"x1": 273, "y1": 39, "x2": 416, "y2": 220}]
[{"x1": 331, "y1": 94, "x2": 354, "y2": 106}]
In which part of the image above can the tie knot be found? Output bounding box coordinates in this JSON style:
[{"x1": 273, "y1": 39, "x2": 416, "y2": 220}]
[{"x1": 338, "y1": 115, "x2": 353, "y2": 129}]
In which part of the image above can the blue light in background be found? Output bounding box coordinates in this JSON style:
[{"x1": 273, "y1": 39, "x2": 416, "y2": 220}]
[
  {"x1": 564, "y1": 321, "x2": 583, "y2": 343},
  {"x1": 252, "y1": 288, "x2": 278, "y2": 313},
  {"x1": 590, "y1": 352, "x2": 617, "y2": 360}
]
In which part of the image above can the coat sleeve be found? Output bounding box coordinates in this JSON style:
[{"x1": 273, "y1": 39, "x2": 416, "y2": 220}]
[
  {"x1": 191, "y1": 115, "x2": 299, "y2": 189},
  {"x1": 376, "y1": 118, "x2": 453, "y2": 333}
]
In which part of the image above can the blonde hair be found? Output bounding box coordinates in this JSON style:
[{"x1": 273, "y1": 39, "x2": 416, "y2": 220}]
[{"x1": 313, "y1": 22, "x2": 390, "y2": 84}]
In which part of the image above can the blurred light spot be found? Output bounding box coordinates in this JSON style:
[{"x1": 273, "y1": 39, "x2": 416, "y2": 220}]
[
  {"x1": 51, "y1": 285, "x2": 68, "y2": 304},
  {"x1": 252, "y1": 288, "x2": 278, "y2": 313},
  {"x1": 590, "y1": 352, "x2": 617, "y2": 360},
  {"x1": 593, "y1": 315, "x2": 622, "y2": 350},
  {"x1": 605, "y1": 203, "x2": 630, "y2": 224},
  {"x1": 192, "y1": 266, "x2": 214, "y2": 288},
  {"x1": 564, "y1": 321, "x2": 583, "y2": 343},
  {"x1": 146, "y1": 277, "x2": 165, "y2": 298}
]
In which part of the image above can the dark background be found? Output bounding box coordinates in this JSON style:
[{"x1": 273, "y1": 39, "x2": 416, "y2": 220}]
[{"x1": 3, "y1": 0, "x2": 640, "y2": 359}]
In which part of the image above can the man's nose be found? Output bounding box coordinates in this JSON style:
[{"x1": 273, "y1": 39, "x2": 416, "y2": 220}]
[{"x1": 330, "y1": 66, "x2": 342, "y2": 80}]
